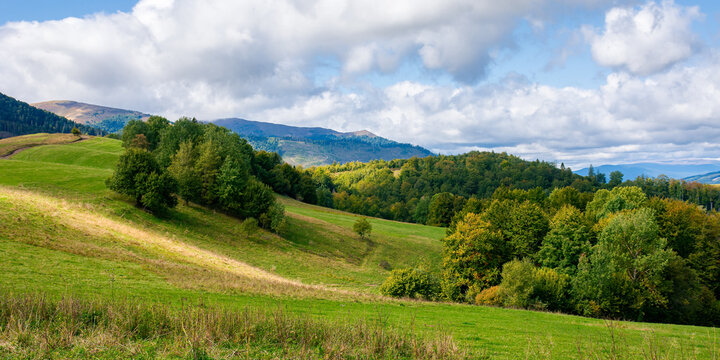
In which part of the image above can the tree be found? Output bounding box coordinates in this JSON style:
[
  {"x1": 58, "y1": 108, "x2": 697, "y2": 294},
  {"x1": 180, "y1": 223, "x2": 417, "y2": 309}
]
[
  {"x1": 168, "y1": 141, "x2": 201, "y2": 204},
  {"x1": 586, "y1": 186, "x2": 647, "y2": 220},
  {"x1": 216, "y1": 155, "x2": 251, "y2": 215},
  {"x1": 106, "y1": 148, "x2": 177, "y2": 213},
  {"x1": 427, "y1": 192, "x2": 456, "y2": 226},
  {"x1": 442, "y1": 213, "x2": 509, "y2": 301},
  {"x1": 353, "y1": 217, "x2": 372, "y2": 240},
  {"x1": 573, "y1": 208, "x2": 673, "y2": 320},
  {"x1": 609, "y1": 171, "x2": 624, "y2": 188},
  {"x1": 130, "y1": 134, "x2": 150, "y2": 150},
  {"x1": 537, "y1": 205, "x2": 592, "y2": 275},
  {"x1": 71, "y1": 126, "x2": 81, "y2": 136},
  {"x1": 240, "y1": 178, "x2": 275, "y2": 220}
]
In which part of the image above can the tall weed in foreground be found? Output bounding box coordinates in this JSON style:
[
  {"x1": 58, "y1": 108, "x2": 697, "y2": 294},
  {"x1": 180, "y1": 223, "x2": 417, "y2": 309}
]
[
  {"x1": 0, "y1": 293, "x2": 471, "y2": 359},
  {"x1": 525, "y1": 320, "x2": 719, "y2": 360}
]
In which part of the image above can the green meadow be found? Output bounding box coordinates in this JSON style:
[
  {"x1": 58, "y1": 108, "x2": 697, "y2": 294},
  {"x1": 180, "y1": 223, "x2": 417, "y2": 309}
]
[{"x1": 0, "y1": 134, "x2": 718, "y2": 359}]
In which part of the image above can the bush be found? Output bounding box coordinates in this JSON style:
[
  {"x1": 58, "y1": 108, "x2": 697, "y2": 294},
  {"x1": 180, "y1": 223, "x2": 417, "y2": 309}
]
[
  {"x1": 475, "y1": 286, "x2": 502, "y2": 306},
  {"x1": 380, "y1": 268, "x2": 441, "y2": 300},
  {"x1": 498, "y1": 259, "x2": 571, "y2": 312},
  {"x1": 240, "y1": 217, "x2": 259, "y2": 235},
  {"x1": 266, "y1": 202, "x2": 286, "y2": 233}
]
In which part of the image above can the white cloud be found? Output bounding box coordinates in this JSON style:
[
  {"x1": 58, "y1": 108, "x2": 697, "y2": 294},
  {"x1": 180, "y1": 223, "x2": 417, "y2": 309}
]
[
  {"x1": 585, "y1": 0, "x2": 701, "y2": 75},
  {"x1": 2, "y1": 0, "x2": 719, "y2": 168}
]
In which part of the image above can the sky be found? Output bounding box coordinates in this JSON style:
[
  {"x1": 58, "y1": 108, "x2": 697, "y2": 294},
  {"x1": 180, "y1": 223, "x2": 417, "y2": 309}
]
[{"x1": 1, "y1": 0, "x2": 720, "y2": 168}]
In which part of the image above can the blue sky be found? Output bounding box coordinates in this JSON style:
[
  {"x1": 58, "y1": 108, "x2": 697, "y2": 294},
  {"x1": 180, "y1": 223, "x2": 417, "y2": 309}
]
[{"x1": 1, "y1": 0, "x2": 720, "y2": 168}]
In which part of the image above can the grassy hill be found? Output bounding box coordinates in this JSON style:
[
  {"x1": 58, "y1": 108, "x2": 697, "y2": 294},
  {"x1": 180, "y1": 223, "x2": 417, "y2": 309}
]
[
  {"x1": 213, "y1": 118, "x2": 434, "y2": 167},
  {"x1": 0, "y1": 93, "x2": 103, "y2": 139},
  {"x1": 32, "y1": 100, "x2": 150, "y2": 133},
  {"x1": 0, "y1": 134, "x2": 718, "y2": 359}
]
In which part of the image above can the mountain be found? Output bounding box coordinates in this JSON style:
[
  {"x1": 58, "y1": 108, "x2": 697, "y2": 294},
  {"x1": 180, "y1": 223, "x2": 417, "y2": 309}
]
[
  {"x1": 212, "y1": 118, "x2": 434, "y2": 167},
  {"x1": 0, "y1": 92, "x2": 103, "y2": 139},
  {"x1": 574, "y1": 163, "x2": 720, "y2": 181},
  {"x1": 684, "y1": 171, "x2": 720, "y2": 184},
  {"x1": 32, "y1": 100, "x2": 149, "y2": 133}
]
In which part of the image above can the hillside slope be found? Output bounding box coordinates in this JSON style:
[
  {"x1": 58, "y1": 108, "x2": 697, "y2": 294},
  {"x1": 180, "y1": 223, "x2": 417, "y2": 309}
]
[
  {"x1": 32, "y1": 100, "x2": 150, "y2": 133},
  {"x1": 684, "y1": 170, "x2": 720, "y2": 184},
  {"x1": 0, "y1": 134, "x2": 718, "y2": 358},
  {"x1": 0, "y1": 92, "x2": 103, "y2": 138},
  {"x1": 213, "y1": 118, "x2": 434, "y2": 167}
]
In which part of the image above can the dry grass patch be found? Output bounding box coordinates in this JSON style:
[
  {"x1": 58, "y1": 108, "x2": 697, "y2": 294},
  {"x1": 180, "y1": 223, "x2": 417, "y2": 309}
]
[
  {"x1": 0, "y1": 186, "x2": 378, "y2": 301},
  {"x1": 0, "y1": 133, "x2": 84, "y2": 157}
]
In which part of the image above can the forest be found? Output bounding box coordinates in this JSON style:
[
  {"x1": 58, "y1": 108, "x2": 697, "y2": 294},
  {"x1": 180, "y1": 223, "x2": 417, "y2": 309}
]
[{"x1": 110, "y1": 116, "x2": 720, "y2": 327}]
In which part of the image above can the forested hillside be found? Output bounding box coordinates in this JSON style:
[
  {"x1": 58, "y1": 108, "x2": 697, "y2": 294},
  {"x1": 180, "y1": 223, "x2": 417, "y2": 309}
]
[
  {"x1": 310, "y1": 153, "x2": 583, "y2": 223},
  {"x1": 214, "y1": 118, "x2": 434, "y2": 167},
  {"x1": 0, "y1": 93, "x2": 103, "y2": 138}
]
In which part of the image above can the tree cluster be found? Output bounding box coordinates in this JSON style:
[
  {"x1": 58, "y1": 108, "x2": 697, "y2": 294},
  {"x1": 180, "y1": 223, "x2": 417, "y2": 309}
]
[
  {"x1": 435, "y1": 185, "x2": 720, "y2": 326},
  {"x1": 108, "y1": 117, "x2": 315, "y2": 232}
]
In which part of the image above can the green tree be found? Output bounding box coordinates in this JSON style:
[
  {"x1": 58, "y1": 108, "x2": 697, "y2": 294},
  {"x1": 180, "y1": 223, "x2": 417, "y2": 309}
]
[
  {"x1": 194, "y1": 140, "x2": 222, "y2": 205},
  {"x1": 266, "y1": 202, "x2": 287, "y2": 233},
  {"x1": 241, "y1": 178, "x2": 275, "y2": 220},
  {"x1": 427, "y1": 192, "x2": 456, "y2": 226},
  {"x1": 608, "y1": 171, "x2": 624, "y2": 188},
  {"x1": 71, "y1": 126, "x2": 81, "y2": 136},
  {"x1": 573, "y1": 208, "x2": 673, "y2": 320},
  {"x1": 106, "y1": 148, "x2": 177, "y2": 213},
  {"x1": 586, "y1": 186, "x2": 647, "y2": 220},
  {"x1": 167, "y1": 141, "x2": 201, "y2": 204},
  {"x1": 353, "y1": 218, "x2": 372, "y2": 240},
  {"x1": 537, "y1": 205, "x2": 592, "y2": 275},
  {"x1": 442, "y1": 213, "x2": 509, "y2": 301},
  {"x1": 216, "y1": 155, "x2": 251, "y2": 215},
  {"x1": 498, "y1": 258, "x2": 571, "y2": 312}
]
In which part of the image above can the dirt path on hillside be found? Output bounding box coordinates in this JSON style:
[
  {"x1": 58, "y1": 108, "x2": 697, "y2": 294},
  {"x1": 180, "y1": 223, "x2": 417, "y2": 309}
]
[{"x1": 0, "y1": 136, "x2": 88, "y2": 159}]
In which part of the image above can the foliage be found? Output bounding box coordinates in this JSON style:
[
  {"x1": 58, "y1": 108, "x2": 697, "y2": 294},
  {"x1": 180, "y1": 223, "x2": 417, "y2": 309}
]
[
  {"x1": 537, "y1": 205, "x2": 592, "y2": 275},
  {"x1": 498, "y1": 259, "x2": 572, "y2": 312},
  {"x1": 441, "y1": 213, "x2": 508, "y2": 301},
  {"x1": 71, "y1": 126, "x2": 81, "y2": 136},
  {"x1": 266, "y1": 202, "x2": 287, "y2": 233},
  {"x1": 380, "y1": 267, "x2": 441, "y2": 300},
  {"x1": 474, "y1": 285, "x2": 502, "y2": 306},
  {"x1": 586, "y1": 186, "x2": 647, "y2": 220},
  {"x1": 240, "y1": 217, "x2": 259, "y2": 235},
  {"x1": 353, "y1": 217, "x2": 372, "y2": 240},
  {"x1": 105, "y1": 147, "x2": 177, "y2": 213}
]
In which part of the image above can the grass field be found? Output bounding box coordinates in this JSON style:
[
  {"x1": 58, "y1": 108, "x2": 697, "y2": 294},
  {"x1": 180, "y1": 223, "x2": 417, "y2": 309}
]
[{"x1": 0, "y1": 135, "x2": 718, "y2": 359}]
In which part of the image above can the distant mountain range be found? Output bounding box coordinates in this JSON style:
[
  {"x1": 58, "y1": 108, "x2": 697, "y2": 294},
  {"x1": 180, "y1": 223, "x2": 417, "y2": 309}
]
[
  {"x1": 0, "y1": 93, "x2": 102, "y2": 138},
  {"x1": 32, "y1": 100, "x2": 149, "y2": 133},
  {"x1": 29, "y1": 99, "x2": 434, "y2": 167},
  {"x1": 575, "y1": 163, "x2": 720, "y2": 184},
  {"x1": 212, "y1": 118, "x2": 434, "y2": 167}
]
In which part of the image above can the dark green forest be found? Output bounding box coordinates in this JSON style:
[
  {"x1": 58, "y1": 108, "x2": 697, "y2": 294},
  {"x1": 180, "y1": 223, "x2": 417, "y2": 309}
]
[{"x1": 0, "y1": 93, "x2": 103, "y2": 138}]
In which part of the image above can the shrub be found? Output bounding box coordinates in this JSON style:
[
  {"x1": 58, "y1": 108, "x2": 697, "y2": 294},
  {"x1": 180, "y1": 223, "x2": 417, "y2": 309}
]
[
  {"x1": 498, "y1": 259, "x2": 571, "y2": 312},
  {"x1": 380, "y1": 268, "x2": 441, "y2": 300},
  {"x1": 71, "y1": 126, "x2": 81, "y2": 136},
  {"x1": 353, "y1": 217, "x2": 372, "y2": 240},
  {"x1": 475, "y1": 286, "x2": 502, "y2": 306},
  {"x1": 240, "y1": 217, "x2": 259, "y2": 235}
]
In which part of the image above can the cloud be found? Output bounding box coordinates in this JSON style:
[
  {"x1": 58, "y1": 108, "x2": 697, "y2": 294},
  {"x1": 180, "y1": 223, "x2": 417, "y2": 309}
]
[
  {"x1": 584, "y1": 0, "x2": 702, "y2": 75},
  {"x1": 1, "y1": 0, "x2": 717, "y2": 168},
  {"x1": 246, "y1": 52, "x2": 720, "y2": 168}
]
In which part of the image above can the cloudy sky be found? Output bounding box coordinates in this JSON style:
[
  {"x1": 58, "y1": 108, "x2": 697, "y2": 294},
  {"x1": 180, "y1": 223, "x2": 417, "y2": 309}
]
[{"x1": 2, "y1": 0, "x2": 720, "y2": 168}]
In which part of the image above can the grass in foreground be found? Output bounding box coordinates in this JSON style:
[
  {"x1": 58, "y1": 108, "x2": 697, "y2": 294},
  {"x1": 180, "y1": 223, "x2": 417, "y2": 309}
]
[{"x1": 0, "y1": 293, "x2": 466, "y2": 360}]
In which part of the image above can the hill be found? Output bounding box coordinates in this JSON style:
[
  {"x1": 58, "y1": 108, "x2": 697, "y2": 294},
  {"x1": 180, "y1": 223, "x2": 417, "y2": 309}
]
[
  {"x1": 32, "y1": 100, "x2": 150, "y2": 133},
  {"x1": 212, "y1": 118, "x2": 434, "y2": 167},
  {"x1": 1, "y1": 134, "x2": 717, "y2": 358},
  {"x1": 0, "y1": 92, "x2": 102, "y2": 138},
  {"x1": 574, "y1": 162, "x2": 720, "y2": 180},
  {"x1": 684, "y1": 170, "x2": 720, "y2": 184}
]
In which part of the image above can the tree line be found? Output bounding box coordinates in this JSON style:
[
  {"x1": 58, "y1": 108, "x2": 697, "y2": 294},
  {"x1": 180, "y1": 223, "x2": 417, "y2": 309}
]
[{"x1": 381, "y1": 185, "x2": 720, "y2": 327}]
